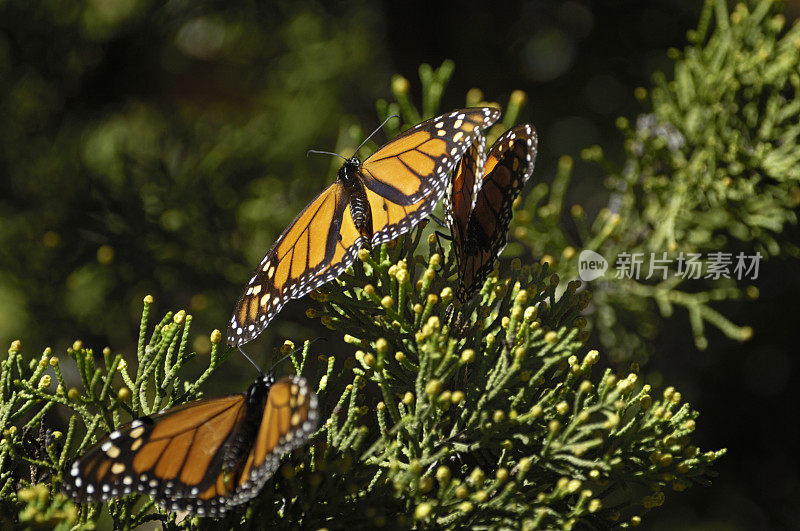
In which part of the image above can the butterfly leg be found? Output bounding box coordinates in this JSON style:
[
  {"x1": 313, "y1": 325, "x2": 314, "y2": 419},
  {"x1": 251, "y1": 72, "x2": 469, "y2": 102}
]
[
  {"x1": 433, "y1": 230, "x2": 452, "y2": 242},
  {"x1": 427, "y1": 213, "x2": 448, "y2": 229},
  {"x1": 431, "y1": 230, "x2": 453, "y2": 268}
]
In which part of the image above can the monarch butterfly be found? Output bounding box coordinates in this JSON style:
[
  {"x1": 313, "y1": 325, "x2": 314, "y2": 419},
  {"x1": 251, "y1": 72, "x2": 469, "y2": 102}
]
[
  {"x1": 445, "y1": 124, "x2": 538, "y2": 302},
  {"x1": 227, "y1": 108, "x2": 500, "y2": 346},
  {"x1": 62, "y1": 374, "x2": 318, "y2": 516}
]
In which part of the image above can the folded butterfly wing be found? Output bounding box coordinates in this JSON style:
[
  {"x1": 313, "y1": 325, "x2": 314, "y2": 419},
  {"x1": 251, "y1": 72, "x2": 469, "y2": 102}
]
[{"x1": 455, "y1": 124, "x2": 538, "y2": 301}]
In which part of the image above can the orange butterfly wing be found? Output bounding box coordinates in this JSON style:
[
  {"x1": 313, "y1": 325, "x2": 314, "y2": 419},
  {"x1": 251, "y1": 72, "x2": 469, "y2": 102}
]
[
  {"x1": 444, "y1": 132, "x2": 486, "y2": 270},
  {"x1": 63, "y1": 376, "x2": 318, "y2": 517},
  {"x1": 453, "y1": 124, "x2": 538, "y2": 301},
  {"x1": 360, "y1": 108, "x2": 500, "y2": 245},
  {"x1": 227, "y1": 375, "x2": 317, "y2": 506},
  {"x1": 227, "y1": 182, "x2": 365, "y2": 345},
  {"x1": 63, "y1": 394, "x2": 247, "y2": 508}
]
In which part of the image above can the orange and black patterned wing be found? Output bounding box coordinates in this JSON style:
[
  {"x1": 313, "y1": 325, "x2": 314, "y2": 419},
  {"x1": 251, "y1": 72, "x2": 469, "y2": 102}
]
[
  {"x1": 456, "y1": 124, "x2": 538, "y2": 302},
  {"x1": 63, "y1": 376, "x2": 319, "y2": 517},
  {"x1": 360, "y1": 108, "x2": 500, "y2": 245},
  {"x1": 444, "y1": 132, "x2": 486, "y2": 268},
  {"x1": 227, "y1": 182, "x2": 366, "y2": 346},
  {"x1": 221, "y1": 375, "x2": 318, "y2": 507},
  {"x1": 63, "y1": 394, "x2": 248, "y2": 515}
]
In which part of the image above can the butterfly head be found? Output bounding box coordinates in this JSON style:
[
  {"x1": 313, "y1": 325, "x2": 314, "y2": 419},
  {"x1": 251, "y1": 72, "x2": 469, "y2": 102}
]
[
  {"x1": 246, "y1": 374, "x2": 275, "y2": 403},
  {"x1": 337, "y1": 156, "x2": 362, "y2": 185}
]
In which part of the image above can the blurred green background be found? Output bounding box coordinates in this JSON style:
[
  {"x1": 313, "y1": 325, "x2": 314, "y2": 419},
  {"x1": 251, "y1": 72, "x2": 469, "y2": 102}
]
[{"x1": 1, "y1": 0, "x2": 798, "y2": 528}]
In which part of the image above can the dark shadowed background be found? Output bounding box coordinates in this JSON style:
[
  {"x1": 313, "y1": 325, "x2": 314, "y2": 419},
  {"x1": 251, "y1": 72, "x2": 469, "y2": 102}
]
[{"x1": 0, "y1": 0, "x2": 797, "y2": 528}]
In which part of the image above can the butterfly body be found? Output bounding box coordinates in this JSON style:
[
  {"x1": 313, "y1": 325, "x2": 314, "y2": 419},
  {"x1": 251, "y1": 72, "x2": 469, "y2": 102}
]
[
  {"x1": 63, "y1": 375, "x2": 318, "y2": 517},
  {"x1": 337, "y1": 156, "x2": 374, "y2": 240},
  {"x1": 228, "y1": 108, "x2": 500, "y2": 346},
  {"x1": 220, "y1": 374, "x2": 273, "y2": 472}
]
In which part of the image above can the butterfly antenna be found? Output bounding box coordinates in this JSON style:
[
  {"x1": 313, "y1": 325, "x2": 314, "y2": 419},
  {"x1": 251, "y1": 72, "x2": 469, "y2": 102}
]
[
  {"x1": 354, "y1": 114, "x2": 400, "y2": 156},
  {"x1": 238, "y1": 347, "x2": 264, "y2": 376},
  {"x1": 268, "y1": 337, "x2": 325, "y2": 374},
  {"x1": 306, "y1": 149, "x2": 349, "y2": 162}
]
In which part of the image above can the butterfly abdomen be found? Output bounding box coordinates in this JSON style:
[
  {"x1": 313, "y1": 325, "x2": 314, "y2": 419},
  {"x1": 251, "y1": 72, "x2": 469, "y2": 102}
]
[
  {"x1": 222, "y1": 377, "x2": 271, "y2": 472},
  {"x1": 348, "y1": 189, "x2": 373, "y2": 239},
  {"x1": 338, "y1": 157, "x2": 374, "y2": 239}
]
